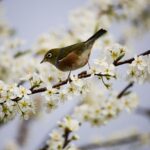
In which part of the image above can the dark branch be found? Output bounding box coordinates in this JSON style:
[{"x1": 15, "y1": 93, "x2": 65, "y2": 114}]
[
  {"x1": 117, "y1": 82, "x2": 134, "y2": 99},
  {"x1": 30, "y1": 87, "x2": 47, "y2": 95},
  {"x1": 114, "y1": 50, "x2": 150, "y2": 66},
  {"x1": 53, "y1": 72, "x2": 113, "y2": 88},
  {"x1": 62, "y1": 129, "x2": 71, "y2": 149},
  {"x1": 1, "y1": 50, "x2": 149, "y2": 105},
  {"x1": 39, "y1": 145, "x2": 49, "y2": 150},
  {"x1": 7, "y1": 72, "x2": 113, "y2": 103}
]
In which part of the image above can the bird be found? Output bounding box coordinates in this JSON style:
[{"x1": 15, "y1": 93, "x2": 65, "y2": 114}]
[{"x1": 41, "y1": 29, "x2": 107, "y2": 76}]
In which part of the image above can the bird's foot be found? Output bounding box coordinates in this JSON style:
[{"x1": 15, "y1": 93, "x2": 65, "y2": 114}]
[
  {"x1": 88, "y1": 61, "x2": 91, "y2": 69},
  {"x1": 66, "y1": 70, "x2": 72, "y2": 83}
]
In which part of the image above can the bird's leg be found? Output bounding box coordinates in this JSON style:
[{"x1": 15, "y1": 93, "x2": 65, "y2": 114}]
[
  {"x1": 67, "y1": 70, "x2": 72, "y2": 82},
  {"x1": 88, "y1": 61, "x2": 91, "y2": 69}
]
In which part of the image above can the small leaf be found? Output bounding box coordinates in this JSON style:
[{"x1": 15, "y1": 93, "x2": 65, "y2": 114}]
[
  {"x1": 123, "y1": 91, "x2": 131, "y2": 96},
  {"x1": 14, "y1": 50, "x2": 31, "y2": 58},
  {"x1": 105, "y1": 84, "x2": 111, "y2": 89},
  {"x1": 115, "y1": 53, "x2": 125, "y2": 63}
]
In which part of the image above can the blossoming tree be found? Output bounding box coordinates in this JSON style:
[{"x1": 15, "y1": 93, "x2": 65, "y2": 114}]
[{"x1": 0, "y1": 0, "x2": 150, "y2": 150}]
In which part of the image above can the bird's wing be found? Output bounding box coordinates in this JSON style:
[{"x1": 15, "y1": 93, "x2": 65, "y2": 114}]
[{"x1": 56, "y1": 42, "x2": 85, "y2": 63}]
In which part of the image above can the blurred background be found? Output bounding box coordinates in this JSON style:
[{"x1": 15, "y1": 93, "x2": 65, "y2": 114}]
[{"x1": 0, "y1": 0, "x2": 150, "y2": 150}]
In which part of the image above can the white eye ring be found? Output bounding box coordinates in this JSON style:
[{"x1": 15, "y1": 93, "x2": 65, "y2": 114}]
[{"x1": 47, "y1": 53, "x2": 52, "y2": 58}]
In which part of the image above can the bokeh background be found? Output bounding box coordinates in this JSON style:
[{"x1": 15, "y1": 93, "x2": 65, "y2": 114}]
[{"x1": 0, "y1": 0, "x2": 150, "y2": 150}]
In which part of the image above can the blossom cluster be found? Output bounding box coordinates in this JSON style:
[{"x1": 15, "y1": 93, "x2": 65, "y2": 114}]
[
  {"x1": 0, "y1": 81, "x2": 34, "y2": 123},
  {"x1": 47, "y1": 116, "x2": 80, "y2": 150},
  {"x1": 0, "y1": 1, "x2": 149, "y2": 150},
  {"x1": 74, "y1": 85, "x2": 138, "y2": 126},
  {"x1": 127, "y1": 55, "x2": 150, "y2": 83},
  {"x1": 0, "y1": 0, "x2": 149, "y2": 126},
  {"x1": 43, "y1": 76, "x2": 89, "y2": 113},
  {"x1": 69, "y1": 0, "x2": 150, "y2": 43}
]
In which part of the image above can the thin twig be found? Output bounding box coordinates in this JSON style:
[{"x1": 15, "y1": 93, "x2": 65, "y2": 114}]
[
  {"x1": 30, "y1": 87, "x2": 47, "y2": 95},
  {"x1": 39, "y1": 145, "x2": 49, "y2": 150},
  {"x1": 62, "y1": 129, "x2": 71, "y2": 149},
  {"x1": 117, "y1": 82, "x2": 134, "y2": 99},
  {"x1": 114, "y1": 50, "x2": 150, "y2": 66}
]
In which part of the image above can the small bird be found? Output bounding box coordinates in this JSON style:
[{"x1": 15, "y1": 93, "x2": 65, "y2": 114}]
[{"x1": 41, "y1": 29, "x2": 107, "y2": 73}]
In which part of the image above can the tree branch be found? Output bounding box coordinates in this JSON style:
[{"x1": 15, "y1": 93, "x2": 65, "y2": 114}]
[
  {"x1": 31, "y1": 49, "x2": 150, "y2": 94},
  {"x1": 1, "y1": 50, "x2": 149, "y2": 106},
  {"x1": 114, "y1": 50, "x2": 150, "y2": 66},
  {"x1": 39, "y1": 145, "x2": 49, "y2": 150},
  {"x1": 30, "y1": 87, "x2": 47, "y2": 95},
  {"x1": 117, "y1": 82, "x2": 134, "y2": 99},
  {"x1": 8, "y1": 73, "x2": 113, "y2": 103},
  {"x1": 62, "y1": 129, "x2": 71, "y2": 149},
  {"x1": 53, "y1": 72, "x2": 113, "y2": 88}
]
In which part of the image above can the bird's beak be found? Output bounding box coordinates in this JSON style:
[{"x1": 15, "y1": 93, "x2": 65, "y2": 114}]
[{"x1": 40, "y1": 58, "x2": 45, "y2": 64}]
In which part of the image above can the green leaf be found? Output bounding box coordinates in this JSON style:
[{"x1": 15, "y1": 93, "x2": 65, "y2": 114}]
[
  {"x1": 123, "y1": 91, "x2": 131, "y2": 96},
  {"x1": 14, "y1": 49, "x2": 31, "y2": 58},
  {"x1": 115, "y1": 53, "x2": 125, "y2": 63}
]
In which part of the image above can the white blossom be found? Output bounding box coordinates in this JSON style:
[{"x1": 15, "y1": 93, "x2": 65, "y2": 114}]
[
  {"x1": 74, "y1": 85, "x2": 138, "y2": 126},
  {"x1": 94, "y1": 58, "x2": 116, "y2": 76},
  {"x1": 132, "y1": 56, "x2": 147, "y2": 70},
  {"x1": 50, "y1": 130, "x2": 63, "y2": 142},
  {"x1": 18, "y1": 86, "x2": 31, "y2": 98},
  {"x1": 122, "y1": 93, "x2": 139, "y2": 112},
  {"x1": 45, "y1": 99, "x2": 58, "y2": 113},
  {"x1": 58, "y1": 116, "x2": 80, "y2": 132},
  {"x1": 127, "y1": 55, "x2": 150, "y2": 83},
  {"x1": 43, "y1": 87, "x2": 58, "y2": 100},
  {"x1": 18, "y1": 98, "x2": 34, "y2": 119},
  {"x1": 47, "y1": 116, "x2": 80, "y2": 150}
]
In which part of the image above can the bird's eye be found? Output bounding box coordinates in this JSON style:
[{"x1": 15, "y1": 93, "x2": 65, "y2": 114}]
[{"x1": 47, "y1": 53, "x2": 52, "y2": 58}]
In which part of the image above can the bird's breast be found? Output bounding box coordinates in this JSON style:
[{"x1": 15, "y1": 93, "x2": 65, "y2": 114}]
[
  {"x1": 75, "y1": 49, "x2": 91, "y2": 66},
  {"x1": 56, "y1": 49, "x2": 91, "y2": 71}
]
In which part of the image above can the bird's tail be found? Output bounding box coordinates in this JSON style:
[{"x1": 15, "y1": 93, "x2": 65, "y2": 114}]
[{"x1": 86, "y1": 29, "x2": 107, "y2": 43}]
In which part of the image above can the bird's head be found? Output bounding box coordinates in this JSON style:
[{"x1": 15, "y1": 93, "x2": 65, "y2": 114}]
[{"x1": 40, "y1": 49, "x2": 59, "y2": 64}]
